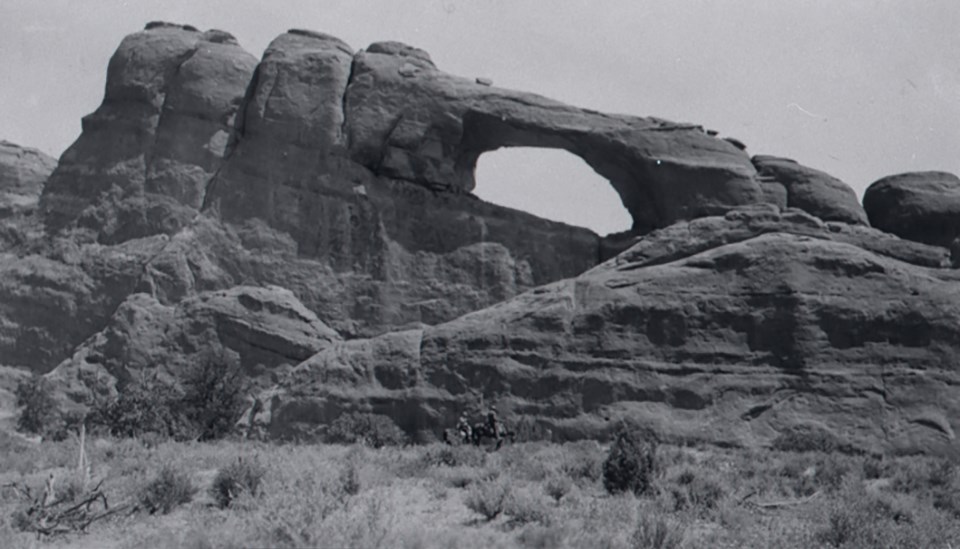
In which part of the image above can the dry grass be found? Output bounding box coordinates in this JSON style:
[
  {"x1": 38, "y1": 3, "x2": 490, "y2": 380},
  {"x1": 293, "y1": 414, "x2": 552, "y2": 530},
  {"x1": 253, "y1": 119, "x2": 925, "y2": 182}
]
[{"x1": 1, "y1": 434, "x2": 959, "y2": 548}]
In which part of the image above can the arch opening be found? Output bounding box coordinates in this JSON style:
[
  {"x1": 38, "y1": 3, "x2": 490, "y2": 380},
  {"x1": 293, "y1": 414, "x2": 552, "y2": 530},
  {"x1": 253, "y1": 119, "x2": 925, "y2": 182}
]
[{"x1": 473, "y1": 147, "x2": 633, "y2": 236}]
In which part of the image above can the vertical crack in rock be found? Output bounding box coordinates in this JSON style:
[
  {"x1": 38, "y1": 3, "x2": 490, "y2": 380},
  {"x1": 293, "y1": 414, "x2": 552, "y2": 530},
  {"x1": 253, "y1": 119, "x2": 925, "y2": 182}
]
[
  {"x1": 201, "y1": 64, "x2": 262, "y2": 210},
  {"x1": 375, "y1": 114, "x2": 406, "y2": 173},
  {"x1": 338, "y1": 55, "x2": 358, "y2": 149},
  {"x1": 144, "y1": 46, "x2": 201, "y2": 182}
]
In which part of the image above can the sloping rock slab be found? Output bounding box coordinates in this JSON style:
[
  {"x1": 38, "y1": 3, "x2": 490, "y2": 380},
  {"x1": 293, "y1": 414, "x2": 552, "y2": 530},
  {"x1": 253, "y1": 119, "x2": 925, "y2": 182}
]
[
  {"x1": 49, "y1": 285, "x2": 341, "y2": 403},
  {"x1": 257, "y1": 206, "x2": 960, "y2": 455}
]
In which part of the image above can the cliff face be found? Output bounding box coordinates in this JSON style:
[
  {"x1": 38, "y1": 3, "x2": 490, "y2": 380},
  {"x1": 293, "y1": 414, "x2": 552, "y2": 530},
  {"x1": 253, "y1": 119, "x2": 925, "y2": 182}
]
[
  {"x1": 232, "y1": 205, "x2": 960, "y2": 455},
  {"x1": 4, "y1": 23, "x2": 960, "y2": 455},
  {"x1": 20, "y1": 22, "x2": 769, "y2": 366}
]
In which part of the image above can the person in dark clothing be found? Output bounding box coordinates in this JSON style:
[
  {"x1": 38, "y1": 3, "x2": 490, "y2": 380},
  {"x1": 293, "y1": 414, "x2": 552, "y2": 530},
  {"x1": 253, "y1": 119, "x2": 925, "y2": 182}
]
[
  {"x1": 456, "y1": 412, "x2": 472, "y2": 443},
  {"x1": 486, "y1": 406, "x2": 502, "y2": 440}
]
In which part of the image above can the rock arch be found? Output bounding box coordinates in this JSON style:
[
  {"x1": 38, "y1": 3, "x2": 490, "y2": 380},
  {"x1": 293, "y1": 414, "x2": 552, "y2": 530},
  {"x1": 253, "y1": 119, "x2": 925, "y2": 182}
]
[{"x1": 344, "y1": 41, "x2": 764, "y2": 233}]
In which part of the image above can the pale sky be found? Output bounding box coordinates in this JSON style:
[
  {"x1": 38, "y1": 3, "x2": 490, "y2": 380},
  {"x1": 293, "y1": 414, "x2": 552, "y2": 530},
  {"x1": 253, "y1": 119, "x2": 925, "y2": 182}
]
[{"x1": 2, "y1": 0, "x2": 958, "y2": 235}]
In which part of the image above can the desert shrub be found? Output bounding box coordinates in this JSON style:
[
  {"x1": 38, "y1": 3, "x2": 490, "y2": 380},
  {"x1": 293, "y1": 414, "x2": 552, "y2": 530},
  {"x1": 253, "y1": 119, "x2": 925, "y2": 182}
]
[
  {"x1": 669, "y1": 469, "x2": 725, "y2": 513},
  {"x1": 88, "y1": 356, "x2": 248, "y2": 442},
  {"x1": 543, "y1": 473, "x2": 572, "y2": 503},
  {"x1": 179, "y1": 355, "x2": 248, "y2": 441},
  {"x1": 338, "y1": 461, "x2": 361, "y2": 496},
  {"x1": 603, "y1": 429, "x2": 657, "y2": 496},
  {"x1": 56, "y1": 473, "x2": 88, "y2": 504},
  {"x1": 325, "y1": 412, "x2": 407, "y2": 448},
  {"x1": 88, "y1": 372, "x2": 191, "y2": 440},
  {"x1": 816, "y1": 478, "x2": 923, "y2": 548},
  {"x1": 9, "y1": 506, "x2": 32, "y2": 532},
  {"x1": 891, "y1": 457, "x2": 955, "y2": 493},
  {"x1": 631, "y1": 512, "x2": 685, "y2": 549},
  {"x1": 772, "y1": 423, "x2": 859, "y2": 454},
  {"x1": 421, "y1": 444, "x2": 486, "y2": 468},
  {"x1": 210, "y1": 457, "x2": 265, "y2": 509},
  {"x1": 559, "y1": 440, "x2": 604, "y2": 483},
  {"x1": 776, "y1": 452, "x2": 854, "y2": 497},
  {"x1": 439, "y1": 467, "x2": 480, "y2": 488},
  {"x1": 891, "y1": 457, "x2": 960, "y2": 517},
  {"x1": 140, "y1": 465, "x2": 197, "y2": 514},
  {"x1": 814, "y1": 454, "x2": 853, "y2": 494},
  {"x1": 505, "y1": 489, "x2": 553, "y2": 525},
  {"x1": 464, "y1": 478, "x2": 511, "y2": 521},
  {"x1": 14, "y1": 375, "x2": 63, "y2": 438},
  {"x1": 517, "y1": 525, "x2": 565, "y2": 549},
  {"x1": 861, "y1": 455, "x2": 885, "y2": 479},
  {"x1": 933, "y1": 489, "x2": 960, "y2": 518}
]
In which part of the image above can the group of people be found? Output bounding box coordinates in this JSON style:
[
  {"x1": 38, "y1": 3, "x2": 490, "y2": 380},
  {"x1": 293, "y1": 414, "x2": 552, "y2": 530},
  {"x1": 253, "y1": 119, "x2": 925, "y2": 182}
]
[{"x1": 454, "y1": 405, "x2": 505, "y2": 445}]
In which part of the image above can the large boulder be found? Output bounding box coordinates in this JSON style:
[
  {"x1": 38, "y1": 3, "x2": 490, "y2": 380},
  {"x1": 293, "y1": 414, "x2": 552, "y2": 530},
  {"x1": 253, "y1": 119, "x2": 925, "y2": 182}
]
[
  {"x1": 257, "y1": 205, "x2": 960, "y2": 455},
  {"x1": 49, "y1": 285, "x2": 341, "y2": 403},
  {"x1": 39, "y1": 23, "x2": 257, "y2": 243},
  {"x1": 752, "y1": 155, "x2": 868, "y2": 225},
  {"x1": 863, "y1": 171, "x2": 960, "y2": 247},
  {"x1": 0, "y1": 140, "x2": 55, "y2": 217}
]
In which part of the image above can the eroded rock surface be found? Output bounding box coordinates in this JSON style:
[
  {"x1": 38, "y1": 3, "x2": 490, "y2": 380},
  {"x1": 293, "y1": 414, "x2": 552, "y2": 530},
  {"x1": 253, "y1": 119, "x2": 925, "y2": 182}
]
[
  {"x1": 344, "y1": 43, "x2": 764, "y2": 232},
  {"x1": 0, "y1": 141, "x2": 55, "y2": 251},
  {"x1": 50, "y1": 285, "x2": 341, "y2": 403},
  {"x1": 752, "y1": 155, "x2": 868, "y2": 225},
  {"x1": 39, "y1": 24, "x2": 257, "y2": 243},
  {"x1": 0, "y1": 141, "x2": 55, "y2": 217},
  {"x1": 258, "y1": 205, "x2": 960, "y2": 455},
  {"x1": 863, "y1": 171, "x2": 960, "y2": 247},
  {"x1": 4, "y1": 23, "x2": 959, "y2": 456},
  {"x1": 0, "y1": 236, "x2": 169, "y2": 370}
]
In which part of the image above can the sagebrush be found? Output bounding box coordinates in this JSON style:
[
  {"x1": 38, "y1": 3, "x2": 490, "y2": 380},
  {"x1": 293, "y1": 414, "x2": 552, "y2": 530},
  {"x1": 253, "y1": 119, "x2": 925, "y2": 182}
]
[
  {"x1": 211, "y1": 457, "x2": 266, "y2": 508},
  {"x1": 139, "y1": 465, "x2": 197, "y2": 514},
  {"x1": 603, "y1": 429, "x2": 657, "y2": 496}
]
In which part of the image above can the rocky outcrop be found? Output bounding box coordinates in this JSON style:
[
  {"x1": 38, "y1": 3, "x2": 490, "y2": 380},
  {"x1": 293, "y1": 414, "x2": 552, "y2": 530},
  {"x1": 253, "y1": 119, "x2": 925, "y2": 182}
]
[
  {"x1": 39, "y1": 23, "x2": 257, "y2": 243},
  {"x1": 752, "y1": 155, "x2": 868, "y2": 225},
  {"x1": 199, "y1": 28, "x2": 771, "y2": 336},
  {"x1": 202, "y1": 29, "x2": 605, "y2": 337},
  {"x1": 0, "y1": 141, "x2": 55, "y2": 251},
  {"x1": 0, "y1": 141, "x2": 55, "y2": 217},
  {"x1": 863, "y1": 171, "x2": 960, "y2": 248},
  {"x1": 252, "y1": 205, "x2": 960, "y2": 455},
  {"x1": 0, "y1": 235, "x2": 169, "y2": 370},
  {"x1": 49, "y1": 285, "x2": 341, "y2": 403},
  {"x1": 6, "y1": 23, "x2": 960, "y2": 456},
  {"x1": 342, "y1": 42, "x2": 763, "y2": 232}
]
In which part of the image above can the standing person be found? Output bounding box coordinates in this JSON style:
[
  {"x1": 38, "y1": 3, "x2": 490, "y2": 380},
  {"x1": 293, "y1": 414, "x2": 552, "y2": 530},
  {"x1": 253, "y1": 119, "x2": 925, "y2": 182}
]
[
  {"x1": 486, "y1": 406, "x2": 502, "y2": 440},
  {"x1": 456, "y1": 412, "x2": 472, "y2": 444}
]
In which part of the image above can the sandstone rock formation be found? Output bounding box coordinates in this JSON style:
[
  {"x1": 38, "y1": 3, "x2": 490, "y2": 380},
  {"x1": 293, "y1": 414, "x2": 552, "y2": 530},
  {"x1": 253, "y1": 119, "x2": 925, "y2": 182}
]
[
  {"x1": 40, "y1": 23, "x2": 257, "y2": 243},
  {"x1": 863, "y1": 171, "x2": 960, "y2": 248},
  {"x1": 252, "y1": 205, "x2": 960, "y2": 455},
  {"x1": 4, "y1": 22, "x2": 959, "y2": 456},
  {"x1": 50, "y1": 285, "x2": 340, "y2": 404},
  {"x1": 0, "y1": 141, "x2": 55, "y2": 217},
  {"x1": 0, "y1": 141, "x2": 55, "y2": 251},
  {"x1": 752, "y1": 155, "x2": 868, "y2": 225},
  {"x1": 339, "y1": 42, "x2": 763, "y2": 232},
  {"x1": 0, "y1": 235, "x2": 170, "y2": 370}
]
